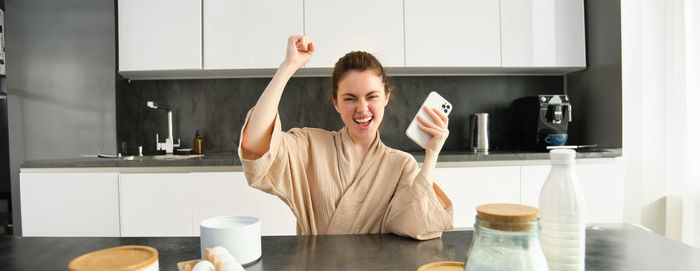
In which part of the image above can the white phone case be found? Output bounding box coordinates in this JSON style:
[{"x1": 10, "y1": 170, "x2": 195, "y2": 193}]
[{"x1": 405, "y1": 91, "x2": 452, "y2": 149}]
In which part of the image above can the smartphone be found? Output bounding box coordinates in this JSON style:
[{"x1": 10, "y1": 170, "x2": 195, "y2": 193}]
[{"x1": 405, "y1": 91, "x2": 452, "y2": 149}]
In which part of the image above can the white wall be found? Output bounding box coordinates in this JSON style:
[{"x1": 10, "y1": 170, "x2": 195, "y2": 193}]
[
  {"x1": 681, "y1": 0, "x2": 700, "y2": 248},
  {"x1": 621, "y1": 0, "x2": 700, "y2": 247},
  {"x1": 620, "y1": 0, "x2": 643, "y2": 227},
  {"x1": 621, "y1": 0, "x2": 666, "y2": 234}
]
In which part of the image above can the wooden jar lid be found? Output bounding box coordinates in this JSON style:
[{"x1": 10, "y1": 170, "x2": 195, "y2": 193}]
[
  {"x1": 68, "y1": 245, "x2": 158, "y2": 271},
  {"x1": 417, "y1": 261, "x2": 465, "y2": 271},
  {"x1": 476, "y1": 203, "x2": 539, "y2": 231}
]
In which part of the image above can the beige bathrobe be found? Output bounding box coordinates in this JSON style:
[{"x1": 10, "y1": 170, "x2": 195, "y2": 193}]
[{"x1": 238, "y1": 109, "x2": 454, "y2": 240}]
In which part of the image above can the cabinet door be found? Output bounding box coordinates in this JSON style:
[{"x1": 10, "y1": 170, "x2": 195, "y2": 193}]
[
  {"x1": 434, "y1": 166, "x2": 520, "y2": 229},
  {"x1": 500, "y1": 0, "x2": 585, "y2": 67},
  {"x1": 118, "y1": 0, "x2": 202, "y2": 71},
  {"x1": 577, "y1": 161, "x2": 625, "y2": 223},
  {"x1": 203, "y1": 0, "x2": 303, "y2": 69},
  {"x1": 20, "y1": 172, "x2": 120, "y2": 237},
  {"x1": 119, "y1": 173, "x2": 192, "y2": 236},
  {"x1": 404, "y1": 0, "x2": 500, "y2": 67},
  {"x1": 521, "y1": 159, "x2": 625, "y2": 223},
  {"x1": 191, "y1": 172, "x2": 296, "y2": 236},
  {"x1": 304, "y1": 0, "x2": 404, "y2": 68},
  {"x1": 520, "y1": 165, "x2": 548, "y2": 208}
]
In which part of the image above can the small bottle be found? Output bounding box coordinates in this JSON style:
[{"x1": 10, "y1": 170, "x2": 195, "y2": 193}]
[
  {"x1": 538, "y1": 149, "x2": 585, "y2": 271},
  {"x1": 193, "y1": 130, "x2": 203, "y2": 154}
]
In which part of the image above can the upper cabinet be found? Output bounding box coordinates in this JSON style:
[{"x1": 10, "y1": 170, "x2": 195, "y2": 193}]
[
  {"x1": 304, "y1": 0, "x2": 404, "y2": 68},
  {"x1": 118, "y1": 0, "x2": 202, "y2": 72},
  {"x1": 404, "y1": 0, "x2": 501, "y2": 67},
  {"x1": 203, "y1": 0, "x2": 303, "y2": 69},
  {"x1": 117, "y1": 0, "x2": 586, "y2": 79},
  {"x1": 500, "y1": 0, "x2": 586, "y2": 68}
]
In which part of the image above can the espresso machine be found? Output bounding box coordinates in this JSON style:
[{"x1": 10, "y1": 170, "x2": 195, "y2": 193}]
[{"x1": 511, "y1": 95, "x2": 572, "y2": 150}]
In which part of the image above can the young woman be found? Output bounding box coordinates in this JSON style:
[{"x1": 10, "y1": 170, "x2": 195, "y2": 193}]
[{"x1": 239, "y1": 35, "x2": 453, "y2": 240}]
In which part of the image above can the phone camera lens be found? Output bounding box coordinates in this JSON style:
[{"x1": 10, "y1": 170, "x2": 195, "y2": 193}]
[
  {"x1": 444, "y1": 109, "x2": 448, "y2": 113},
  {"x1": 446, "y1": 104, "x2": 451, "y2": 109},
  {"x1": 441, "y1": 104, "x2": 446, "y2": 109}
]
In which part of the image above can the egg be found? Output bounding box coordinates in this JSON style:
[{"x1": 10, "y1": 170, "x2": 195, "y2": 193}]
[
  {"x1": 192, "y1": 260, "x2": 215, "y2": 271},
  {"x1": 223, "y1": 260, "x2": 245, "y2": 271},
  {"x1": 212, "y1": 246, "x2": 230, "y2": 257},
  {"x1": 217, "y1": 253, "x2": 235, "y2": 263},
  {"x1": 217, "y1": 253, "x2": 244, "y2": 271}
]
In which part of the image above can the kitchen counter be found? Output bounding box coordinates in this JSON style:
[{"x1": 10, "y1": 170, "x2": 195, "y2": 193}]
[
  {"x1": 411, "y1": 147, "x2": 622, "y2": 163},
  {"x1": 20, "y1": 148, "x2": 621, "y2": 169},
  {"x1": 0, "y1": 224, "x2": 697, "y2": 271},
  {"x1": 20, "y1": 152, "x2": 239, "y2": 169}
]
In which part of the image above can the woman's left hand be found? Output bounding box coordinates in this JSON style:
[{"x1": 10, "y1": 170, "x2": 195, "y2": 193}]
[{"x1": 417, "y1": 107, "x2": 449, "y2": 155}]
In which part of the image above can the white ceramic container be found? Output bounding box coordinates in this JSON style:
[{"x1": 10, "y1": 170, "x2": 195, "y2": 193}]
[{"x1": 200, "y1": 216, "x2": 261, "y2": 265}]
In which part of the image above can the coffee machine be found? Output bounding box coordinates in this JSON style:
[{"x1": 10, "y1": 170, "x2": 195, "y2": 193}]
[{"x1": 511, "y1": 95, "x2": 572, "y2": 150}]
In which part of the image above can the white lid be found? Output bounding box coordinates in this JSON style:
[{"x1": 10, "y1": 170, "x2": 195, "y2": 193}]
[{"x1": 549, "y1": 149, "x2": 576, "y2": 164}]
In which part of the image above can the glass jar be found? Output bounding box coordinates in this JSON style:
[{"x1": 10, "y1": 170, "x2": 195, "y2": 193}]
[{"x1": 465, "y1": 204, "x2": 549, "y2": 271}]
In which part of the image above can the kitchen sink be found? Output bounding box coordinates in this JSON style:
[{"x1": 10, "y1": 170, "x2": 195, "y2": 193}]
[{"x1": 122, "y1": 154, "x2": 204, "y2": 161}]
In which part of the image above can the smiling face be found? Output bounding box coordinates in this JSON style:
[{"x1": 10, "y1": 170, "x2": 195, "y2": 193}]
[{"x1": 333, "y1": 70, "x2": 390, "y2": 143}]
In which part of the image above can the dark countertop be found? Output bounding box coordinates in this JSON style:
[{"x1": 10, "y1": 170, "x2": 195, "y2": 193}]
[
  {"x1": 409, "y1": 147, "x2": 622, "y2": 163},
  {"x1": 20, "y1": 148, "x2": 622, "y2": 169},
  {"x1": 20, "y1": 152, "x2": 239, "y2": 168},
  {"x1": 1, "y1": 224, "x2": 698, "y2": 271}
]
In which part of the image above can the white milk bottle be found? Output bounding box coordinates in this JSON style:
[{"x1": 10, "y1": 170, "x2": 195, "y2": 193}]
[{"x1": 538, "y1": 149, "x2": 585, "y2": 271}]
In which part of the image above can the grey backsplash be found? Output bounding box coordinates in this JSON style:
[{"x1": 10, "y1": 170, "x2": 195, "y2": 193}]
[{"x1": 116, "y1": 76, "x2": 563, "y2": 155}]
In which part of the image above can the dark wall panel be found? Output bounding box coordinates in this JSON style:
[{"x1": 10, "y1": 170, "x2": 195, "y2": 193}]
[
  {"x1": 566, "y1": 0, "x2": 622, "y2": 148},
  {"x1": 116, "y1": 75, "x2": 564, "y2": 154},
  {"x1": 6, "y1": 0, "x2": 116, "y2": 236}
]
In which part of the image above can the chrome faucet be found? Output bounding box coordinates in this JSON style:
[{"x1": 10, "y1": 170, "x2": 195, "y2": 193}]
[{"x1": 147, "y1": 101, "x2": 180, "y2": 154}]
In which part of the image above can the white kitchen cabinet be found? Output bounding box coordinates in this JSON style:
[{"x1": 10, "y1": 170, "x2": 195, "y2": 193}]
[
  {"x1": 20, "y1": 157, "x2": 620, "y2": 237},
  {"x1": 304, "y1": 0, "x2": 404, "y2": 68},
  {"x1": 118, "y1": 0, "x2": 202, "y2": 71},
  {"x1": 20, "y1": 172, "x2": 120, "y2": 237},
  {"x1": 117, "y1": 0, "x2": 587, "y2": 79},
  {"x1": 500, "y1": 0, "x2": 586, "y2": 68},
  {"x1": 578, "y1": 160, "x2": 625, "y2": 223},
  {"x1": 434, "y1": 166, "x2": 521, "y2": 229},
  {"x1": 203, "y1": 0, "x2": 303, "y2": 69},
  {"x1": 190, "y1": 172, "x2": 296, "y2": 236},
  {"x1": 520, "y1": 165, "x2": 548, "y2": 208},
  {"x1": 520, "y1": 158, "x2": 625, "y2": 223},
  {"x1": 404, "y1": 0, "x2": 501, "y2": 67},
  {"x1": 119, "y1": 173, "x2": 193, "y2": 236}
]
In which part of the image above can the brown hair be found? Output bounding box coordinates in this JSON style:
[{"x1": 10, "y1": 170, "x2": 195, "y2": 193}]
[{"x1": 330, "y1": 51, "x2": 392, "y2": 102}]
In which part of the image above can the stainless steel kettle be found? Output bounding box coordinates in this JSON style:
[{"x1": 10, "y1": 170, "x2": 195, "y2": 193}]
[{"x1": 470, "y1": 113, "x2": 489, "y2": 154}]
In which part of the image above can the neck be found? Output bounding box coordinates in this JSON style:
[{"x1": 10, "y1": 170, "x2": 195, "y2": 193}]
[
  {"x1": 357, "y1": 134, "x2": 376, "y2": 149},
  {"x1": 348, "y1": 129, "x2": 377, "y2": 161}
]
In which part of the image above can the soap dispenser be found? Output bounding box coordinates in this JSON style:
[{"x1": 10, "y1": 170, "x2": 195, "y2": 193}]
[{"x1": 193, "y1": 130, "x2": 203, "y2": 154}]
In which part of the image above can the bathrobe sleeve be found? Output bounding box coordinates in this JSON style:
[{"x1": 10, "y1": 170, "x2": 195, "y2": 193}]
[
  {"x1": 237, "y1": 108, "x2": 310, "y2": 209},
  {"x1": 383, "y1": 155, "x2": 455, "y2": 240}
]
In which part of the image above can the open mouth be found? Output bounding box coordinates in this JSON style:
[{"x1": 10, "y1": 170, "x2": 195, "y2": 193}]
[
  {"x1": 354, "y1": 116, "x2": 373, "y2": 124},
  {"x1": 353, "y1": 116, "x2": 373, "y2": 130}
]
